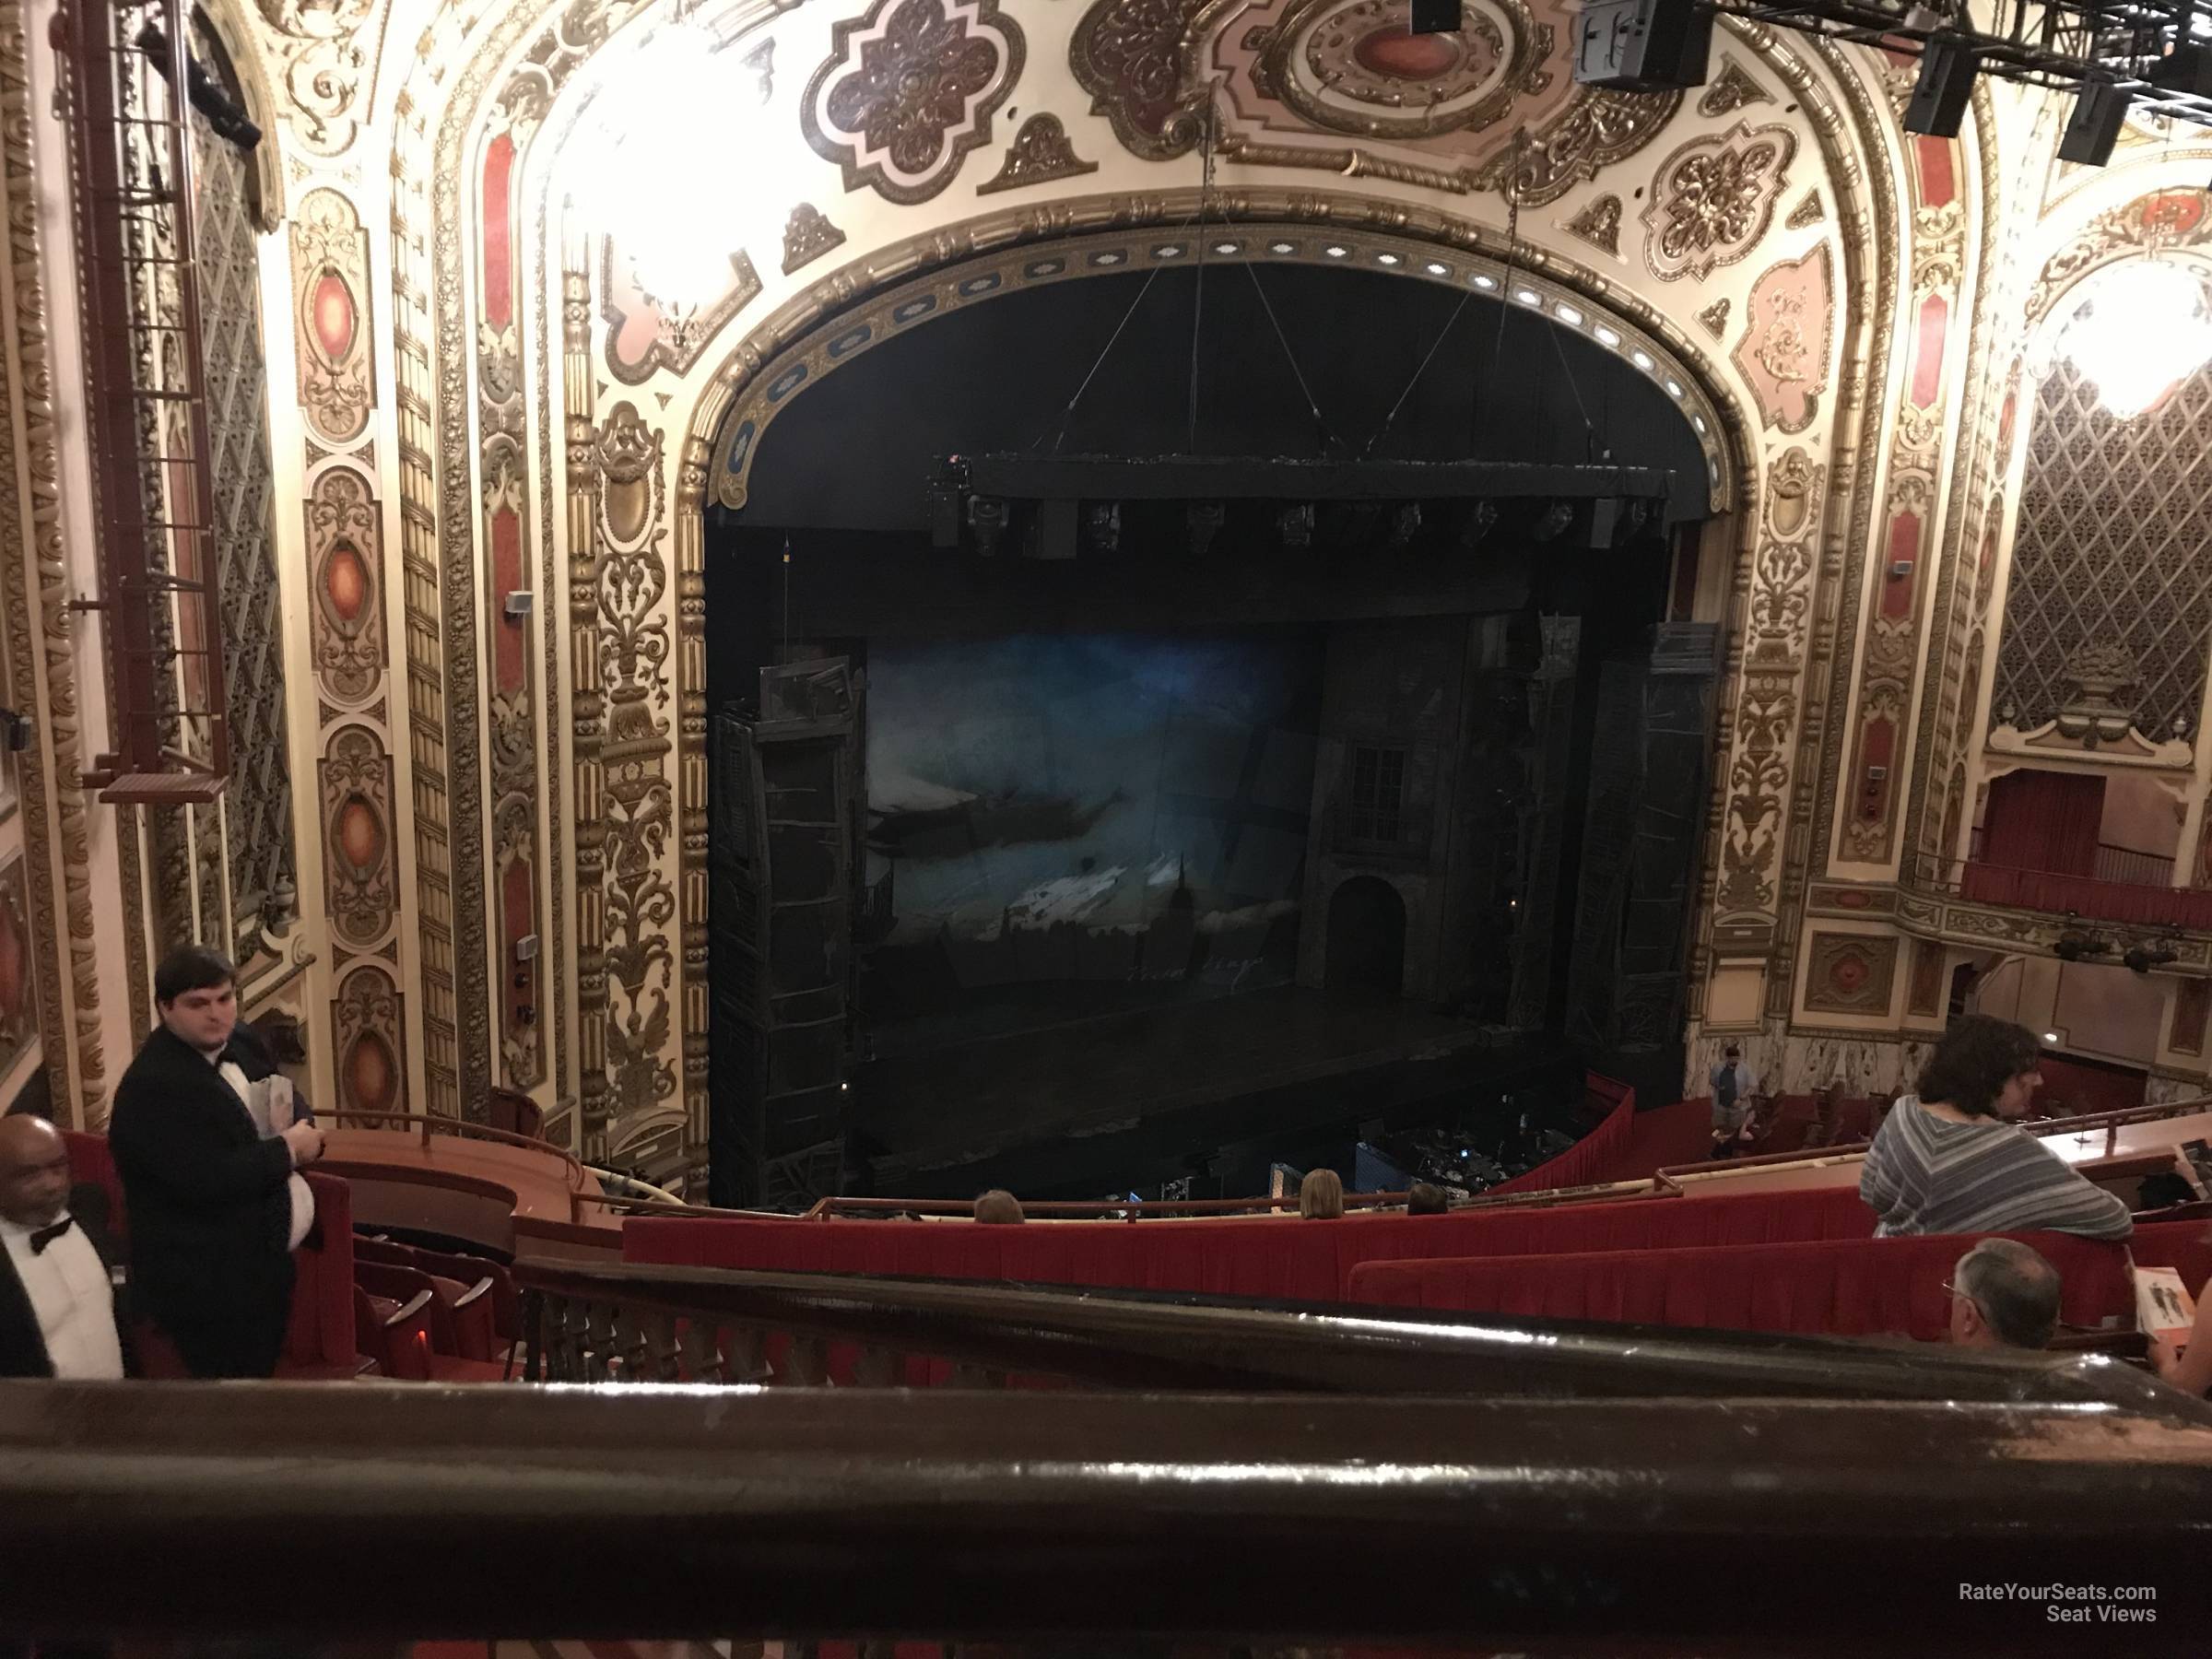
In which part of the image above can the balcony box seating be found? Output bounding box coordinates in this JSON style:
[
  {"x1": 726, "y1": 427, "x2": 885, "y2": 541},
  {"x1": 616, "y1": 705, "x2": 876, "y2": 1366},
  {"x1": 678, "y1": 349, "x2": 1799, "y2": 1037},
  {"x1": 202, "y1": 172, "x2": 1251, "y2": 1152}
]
[
  {"x1": 64, "y1": 1132, "x2": 362, "y2": 1378},
  {"x1": 623, "y1": 1182, "x2": 1877, "y2": 1305},
  {"x1": 351, "y1": 1261, "x2": 509, "y2": 1382},
  {"x1": 1341, "y1": 1230, "x2": 2136, "y2": 1341}
]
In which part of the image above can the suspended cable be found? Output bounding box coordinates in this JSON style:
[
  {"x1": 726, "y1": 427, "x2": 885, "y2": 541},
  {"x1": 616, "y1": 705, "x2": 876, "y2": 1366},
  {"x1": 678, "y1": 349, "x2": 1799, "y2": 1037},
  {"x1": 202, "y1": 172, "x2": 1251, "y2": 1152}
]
[
  {"x1": 1030, "y1": 202, "x2": 1205, "y2": 455},
  {"x1": 1359, "y1": 288, "x2": 1475, "y2": 461},
  {"x1": 1242, "y1": 258, "x2": 1349, "y2": 455},
  {"x1": 1186, "y1": 101, "x2": 1216, "y2": 453}
]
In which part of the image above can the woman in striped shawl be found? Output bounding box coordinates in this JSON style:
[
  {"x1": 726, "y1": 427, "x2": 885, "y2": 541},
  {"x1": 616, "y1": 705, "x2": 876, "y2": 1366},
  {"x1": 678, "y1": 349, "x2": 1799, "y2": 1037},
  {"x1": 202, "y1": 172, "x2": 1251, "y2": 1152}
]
[{"x1": 1858, "y1": 1015, "x2": 2133, "y2": 1241}]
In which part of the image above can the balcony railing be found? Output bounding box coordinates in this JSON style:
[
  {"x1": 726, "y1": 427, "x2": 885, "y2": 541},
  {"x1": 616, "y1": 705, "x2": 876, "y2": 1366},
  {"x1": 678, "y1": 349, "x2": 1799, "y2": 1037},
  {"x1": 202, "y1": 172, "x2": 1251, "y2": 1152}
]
[{"x1": 1926, "y1": 854, "x2": 2212, "y2": 932}]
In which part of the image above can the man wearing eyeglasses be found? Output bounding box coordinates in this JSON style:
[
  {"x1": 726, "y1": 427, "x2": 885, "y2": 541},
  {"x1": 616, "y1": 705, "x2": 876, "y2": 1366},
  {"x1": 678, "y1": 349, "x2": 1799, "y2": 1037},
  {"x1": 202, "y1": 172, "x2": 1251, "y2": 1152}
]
[{"x1": 1945, "y1": 1237, "x2": 2061, "y2": 1351}]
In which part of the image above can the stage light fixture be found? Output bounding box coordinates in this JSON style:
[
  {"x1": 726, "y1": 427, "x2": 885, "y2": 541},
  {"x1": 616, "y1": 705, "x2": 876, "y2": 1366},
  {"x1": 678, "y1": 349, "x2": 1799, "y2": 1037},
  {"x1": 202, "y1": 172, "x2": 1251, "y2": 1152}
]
[
  {"x1": 2058, "y1": 80, "x2": 2130, "y2": 167},
  {"x1": 967, "y1": 495, "x2": 1008, "y2": 558},
  {"x1": 1409, "y1": 0, "x2": 1461, "y2": 34},
  {"x1": 2151, "y1": 41, "x2": 2212, "y2": 99},
  {"x1": 2124, "y1": 938, "x2": 2181, "y2": 974},
  {"x1": 1903, "y1": 40, "x2": 1977, "y2": 137},
  {"x1": 1279, "y1": 503, "x2": 1315, "y2": 547},
  {"x1": 1573, "y1": 0, "x2": 1712, "y2": 92}
]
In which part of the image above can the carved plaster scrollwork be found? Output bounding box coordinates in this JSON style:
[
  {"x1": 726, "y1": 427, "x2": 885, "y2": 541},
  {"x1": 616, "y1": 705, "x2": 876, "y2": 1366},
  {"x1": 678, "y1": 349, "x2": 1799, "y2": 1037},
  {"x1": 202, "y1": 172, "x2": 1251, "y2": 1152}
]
[
  {"x1": 979, "y1": 113, "x2": 1100, "y2": 194},
  {"x1": 1561, "y1": 194, "x2": 1621, "y2": 258},
  {"x1": 782, "y1": 204, "x2": 848, "y2": 275},
  {"x1": 594, "y1": 404, "x2": 679, "y2": 1124},
  {"x1": 319, "y1": 724, "x2": 397, "y2": 951},
  {"x1": 253, "y1": 0, "x2": 375, "y2": 157},
  {"x1": 288, "y1": 189, "x2": 373, "y2": 444}
]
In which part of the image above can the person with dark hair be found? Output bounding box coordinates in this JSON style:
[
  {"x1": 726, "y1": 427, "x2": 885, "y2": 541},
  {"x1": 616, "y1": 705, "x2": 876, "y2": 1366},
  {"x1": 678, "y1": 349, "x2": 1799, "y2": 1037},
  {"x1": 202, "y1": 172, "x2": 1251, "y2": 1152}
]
[
  {"x1": 1947, "y1": 1238, "x2": 2062, "y2": 1351},
  {"x1": 1858, "y1": 1015, "x2": 2131, "y2": 1240},
  {"x1": 1406, "y1": 1182, "x2": 1449, "y2": 1215},
  {"x1": 972, "y1": 1188, "x2": 1025, "y2": 1224},
  {"x1": 109, "y1": 945, "x2": 326, "y2": 1378},
  {"x1": 1709, "y1": 1043, "x2": 1756, "y2": 1158},
  {"x1": 0, "y1": 1115, "x2": 128, "y2": 1379}
]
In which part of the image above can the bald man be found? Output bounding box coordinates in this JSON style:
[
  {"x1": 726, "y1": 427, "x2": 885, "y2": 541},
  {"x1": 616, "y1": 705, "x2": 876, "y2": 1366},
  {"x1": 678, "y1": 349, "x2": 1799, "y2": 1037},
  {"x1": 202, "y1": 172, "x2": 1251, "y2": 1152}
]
[{"x1": 0, "y1": 1116, "x2": 128, "y2": 1379}]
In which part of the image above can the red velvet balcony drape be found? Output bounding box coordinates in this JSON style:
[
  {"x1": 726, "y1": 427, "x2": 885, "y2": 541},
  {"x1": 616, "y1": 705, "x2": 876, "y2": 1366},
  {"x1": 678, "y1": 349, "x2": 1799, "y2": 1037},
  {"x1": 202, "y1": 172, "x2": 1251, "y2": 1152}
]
[{"x1": 1981, "y1": 769, "x2": 2104, "y2": 877}]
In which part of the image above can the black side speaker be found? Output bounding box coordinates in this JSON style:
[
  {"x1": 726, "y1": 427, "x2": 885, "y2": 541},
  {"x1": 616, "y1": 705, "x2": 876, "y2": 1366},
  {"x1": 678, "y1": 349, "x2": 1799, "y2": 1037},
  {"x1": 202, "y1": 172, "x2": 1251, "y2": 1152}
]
[
  {"x1": 2058, "y1": 81, "x2": 2129, "y2": 166},
  {"x1": 1408, "y1": 0, "x2": 1461, "y2": 33},
  {"x1": 1903, "y1": 40, "x2": 1976, "y2": 138},
  {"x1": 1573, "y1": 0, "x2": 1712, "y2": 92}
]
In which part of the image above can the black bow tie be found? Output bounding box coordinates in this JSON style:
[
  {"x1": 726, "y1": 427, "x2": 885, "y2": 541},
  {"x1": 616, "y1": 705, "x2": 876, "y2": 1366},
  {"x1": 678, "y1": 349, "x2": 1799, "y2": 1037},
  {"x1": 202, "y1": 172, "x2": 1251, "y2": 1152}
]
[{"x1": 29, "y1": 1217, "x2": 74, "y2": 1255}]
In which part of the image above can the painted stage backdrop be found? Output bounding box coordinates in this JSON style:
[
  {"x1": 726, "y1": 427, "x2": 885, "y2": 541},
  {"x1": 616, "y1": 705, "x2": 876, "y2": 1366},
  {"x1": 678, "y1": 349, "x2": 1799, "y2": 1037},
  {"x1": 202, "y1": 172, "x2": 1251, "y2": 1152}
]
[{"x1": 863, "y1": 631, "x2": 1323, "y2": 1019}]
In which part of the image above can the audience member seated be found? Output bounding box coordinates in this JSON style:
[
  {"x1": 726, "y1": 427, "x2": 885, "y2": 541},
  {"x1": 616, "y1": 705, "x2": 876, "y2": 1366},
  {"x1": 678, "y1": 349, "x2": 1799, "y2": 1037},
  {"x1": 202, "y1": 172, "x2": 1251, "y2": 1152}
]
[
  {"x1": 0, "y1": 1116, "x2": 128, "y2": 1380},
  {"x1": 1946, "y1": 1238, "x2": 2060, "y2": 1351},
  {"x1": 1298, "y1": 1168, "x2": 1344, "y2": 1220},
  {"x1": 1859, "y1": 1015, "x2": 2132, "y2": 1241},
  {"x1": 972, "y1": 1189, "x2": 1025, "y2": 1225},
  {"x1": 1406, "y1": 1182, "x2": 1448, "y2": 1216}
]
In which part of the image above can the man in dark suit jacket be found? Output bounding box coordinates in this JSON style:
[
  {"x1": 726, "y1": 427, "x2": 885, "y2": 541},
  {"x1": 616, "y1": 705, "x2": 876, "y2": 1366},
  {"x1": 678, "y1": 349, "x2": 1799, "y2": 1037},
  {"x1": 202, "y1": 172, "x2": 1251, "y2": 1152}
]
[
  {"x1": 0, "y1": 1114, "x2": 129, "y2": 1379},
  {"x1": 109, "y1": 945, "x2": 325, "y2": 1379}
]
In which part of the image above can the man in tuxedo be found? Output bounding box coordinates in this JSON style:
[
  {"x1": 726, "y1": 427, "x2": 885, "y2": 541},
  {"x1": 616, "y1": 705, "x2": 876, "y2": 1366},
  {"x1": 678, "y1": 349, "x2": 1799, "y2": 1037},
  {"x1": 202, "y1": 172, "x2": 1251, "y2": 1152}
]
[
  {"x1": 109, "y1": 945, "x2": 326, "y2": 1379},
  {"x1": 0, "y1": 1113, "x2": 126, "y2": 1379}
]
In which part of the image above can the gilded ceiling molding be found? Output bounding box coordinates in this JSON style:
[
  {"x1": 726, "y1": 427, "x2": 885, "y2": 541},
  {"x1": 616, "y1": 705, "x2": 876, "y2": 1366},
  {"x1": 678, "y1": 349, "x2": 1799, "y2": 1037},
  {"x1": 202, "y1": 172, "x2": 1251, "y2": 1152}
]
[
  {"x1": 1897, "y1": 80, "x2": 2018, "y2": 889},
  {"x1": 1560, "y1": 193, "x2": 1621, "y2": 259},
  {"x1": 1731, "y1": 242, "x2": 1833, "y2": 434},
  {"x1": 1680, "y1": 28, "x2": 1898, "y2": 1030},
  {"x1": 418, "y1": 0, "x2": 659, "y2": 1124},
  {"x1": 561, "y1": 247, "x2": 608, "y2": 1157},
  {"x1": 0, "y1": 0, "x2": 100, "y2": 1125},
  {"x1": 1833, "y1": 92, "x2": 1974, "y2": 872},
  {"x1": 782, "y1": 205, "x2": 847, "y2": 275}
]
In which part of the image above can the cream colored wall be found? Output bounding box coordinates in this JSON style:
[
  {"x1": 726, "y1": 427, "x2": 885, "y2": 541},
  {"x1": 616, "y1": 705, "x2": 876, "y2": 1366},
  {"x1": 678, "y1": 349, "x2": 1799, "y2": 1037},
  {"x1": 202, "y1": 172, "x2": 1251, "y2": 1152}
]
[{"x1": 15, "y1": 0, "x2": 2206, "y2": 1163}]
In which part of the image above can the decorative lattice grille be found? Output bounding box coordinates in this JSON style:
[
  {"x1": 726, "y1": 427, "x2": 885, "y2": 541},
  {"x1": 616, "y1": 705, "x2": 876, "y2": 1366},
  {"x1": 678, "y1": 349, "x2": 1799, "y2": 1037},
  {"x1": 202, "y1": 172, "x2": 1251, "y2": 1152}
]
[
  {"x1": 1994, "y1": 353, "x2": 2212, "y2": 740},
  {"x1": 190, "y1": 24, "x2": 294, "y2": 958}
]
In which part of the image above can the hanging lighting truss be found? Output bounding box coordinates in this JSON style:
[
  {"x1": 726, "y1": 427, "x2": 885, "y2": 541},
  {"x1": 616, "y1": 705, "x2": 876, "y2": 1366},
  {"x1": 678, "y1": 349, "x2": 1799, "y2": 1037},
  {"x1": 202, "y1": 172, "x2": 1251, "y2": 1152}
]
[{"x1": 1691, "y1": 0, "x2": 2212, "y2": 130}]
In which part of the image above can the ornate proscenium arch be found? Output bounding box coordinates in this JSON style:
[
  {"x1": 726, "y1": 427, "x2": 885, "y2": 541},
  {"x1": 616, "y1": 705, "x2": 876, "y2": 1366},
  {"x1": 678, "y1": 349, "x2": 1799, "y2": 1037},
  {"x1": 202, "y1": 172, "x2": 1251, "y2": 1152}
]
[{"x1": 697, "y1": 210, "x2": 1747, "y2": 520}]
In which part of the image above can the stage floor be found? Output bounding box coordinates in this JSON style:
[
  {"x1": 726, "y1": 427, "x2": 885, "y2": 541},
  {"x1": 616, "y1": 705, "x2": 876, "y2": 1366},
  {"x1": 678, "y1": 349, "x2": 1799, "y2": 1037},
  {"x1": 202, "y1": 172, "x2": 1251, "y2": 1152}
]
[{"x1": 851, "y1": 984, "x2": 1567, "y2": 1197}]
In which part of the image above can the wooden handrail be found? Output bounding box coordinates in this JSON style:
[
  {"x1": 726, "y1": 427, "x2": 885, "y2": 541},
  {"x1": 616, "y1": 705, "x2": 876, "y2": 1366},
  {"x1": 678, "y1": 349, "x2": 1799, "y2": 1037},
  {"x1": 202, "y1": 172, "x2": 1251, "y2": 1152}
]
[
  {"x1": 511, "y1": 1259, "x2": 2210, "y2": 1419},
  {"x1": 324, "y1": 1111, "x2": 586, "y2": 1192},
  {"x1": 4, "y1": 1383, "x2": 2208, "y2": 1647}
]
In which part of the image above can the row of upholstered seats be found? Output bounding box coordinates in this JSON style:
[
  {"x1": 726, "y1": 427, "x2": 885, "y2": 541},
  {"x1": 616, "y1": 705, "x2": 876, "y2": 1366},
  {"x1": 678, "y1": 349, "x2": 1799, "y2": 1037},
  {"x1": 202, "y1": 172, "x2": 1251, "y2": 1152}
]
[
  {"x1": 351, "y1": 1235, "x2": 518, "y2": 1382},
  {"x1": 1343, "y1": 1230, "x2": 2140, "y2": 1341},
  {"x1": 623, "y1": 1182, "x2": 1879, "y2": 1303}
]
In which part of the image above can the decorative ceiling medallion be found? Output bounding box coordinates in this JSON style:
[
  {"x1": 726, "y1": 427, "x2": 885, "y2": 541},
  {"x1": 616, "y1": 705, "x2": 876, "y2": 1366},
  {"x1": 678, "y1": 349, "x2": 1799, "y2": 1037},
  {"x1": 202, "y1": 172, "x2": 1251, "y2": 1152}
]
[
  {"x1": 1640, "y1": 120, "x2": 1796, "y2": 283},
  {"x1": 1733, "y1": 243, "x2": 1833, "y2": 433},
  {"x1": 782, "y1": 204, "x2": 848, "y2": 276},
  {"x1": 1070, "y1": 0, "x2": 1214, "y2": 159},
  {"x1": 802, "y1": 0, "x2": 1027, "y2": 206},
  {"x1": 1697, "y1": 297, "x2": 1731, "y2": 338},
  {"x1": 979, "y1": 112, "x2": 1100, "y2": 194},
  {"x1": 1257, "y1": 0, "x2": 1533, "y2": 141},
  {"x1": 1695, "y1": 56, "x2": 1770, "y2": 118},
  {"x1": 1786, "y1": 189, "x2": 1824, "y2": 229},
  {"x1": 1562, "y1": 193, "x2": 1622, "y2": 258}
]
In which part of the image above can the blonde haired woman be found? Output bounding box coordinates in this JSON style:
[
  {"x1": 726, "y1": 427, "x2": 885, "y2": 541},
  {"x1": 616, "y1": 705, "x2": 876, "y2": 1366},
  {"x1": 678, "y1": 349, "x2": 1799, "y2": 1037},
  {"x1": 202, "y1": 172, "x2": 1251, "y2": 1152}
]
[{"x1": 1298, "y1": 1167, "x2": 1345, "y2": 1220}]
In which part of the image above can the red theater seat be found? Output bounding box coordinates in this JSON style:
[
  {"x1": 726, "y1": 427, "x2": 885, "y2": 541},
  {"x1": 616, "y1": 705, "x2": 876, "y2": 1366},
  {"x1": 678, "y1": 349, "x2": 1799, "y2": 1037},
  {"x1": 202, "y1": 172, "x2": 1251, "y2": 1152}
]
[
  {"x1": 1342, "y1": 1230, "x2": 2135, "y2": 1341},
  {"x1": 2130, "y1": 1218, "x2": 2212, "y2": 1297},
  {"x1": 64, "y1": 1134, "x2": 363, "y2": 1379},
  {"x1": 622, "y1": 1183, "x2": 1877, "y2": 1303}
]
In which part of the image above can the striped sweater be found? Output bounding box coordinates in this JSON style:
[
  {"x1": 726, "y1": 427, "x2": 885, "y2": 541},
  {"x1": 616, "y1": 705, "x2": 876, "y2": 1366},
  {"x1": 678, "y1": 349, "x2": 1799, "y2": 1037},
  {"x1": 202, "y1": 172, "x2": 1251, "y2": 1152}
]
[{"x1": 1857, "y1": 1097, "x2": 2134, "y2": 1241}]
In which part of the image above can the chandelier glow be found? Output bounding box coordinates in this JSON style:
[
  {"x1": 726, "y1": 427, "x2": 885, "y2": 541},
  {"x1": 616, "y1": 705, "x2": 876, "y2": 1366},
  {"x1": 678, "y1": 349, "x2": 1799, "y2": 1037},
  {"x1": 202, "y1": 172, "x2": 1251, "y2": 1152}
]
[
  {"x1": 590, "y1": 22, "x2": 753, "y2": 312},
  {"x1": 2056, "y1": 259, "x2": 2212, "y2": 420}
]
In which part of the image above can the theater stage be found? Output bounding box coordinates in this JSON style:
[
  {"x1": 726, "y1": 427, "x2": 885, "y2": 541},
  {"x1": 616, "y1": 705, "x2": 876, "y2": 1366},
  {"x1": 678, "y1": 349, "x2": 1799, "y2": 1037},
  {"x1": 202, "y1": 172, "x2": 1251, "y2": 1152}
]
[{"x1": 847, "y1": 984, "x2": 1572, "y2": 1199}]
